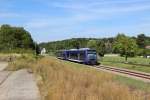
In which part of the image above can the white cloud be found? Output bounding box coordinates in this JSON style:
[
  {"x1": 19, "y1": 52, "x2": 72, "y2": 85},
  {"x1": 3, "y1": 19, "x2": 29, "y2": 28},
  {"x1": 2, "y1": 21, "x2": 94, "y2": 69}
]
[
  {"x1": 54, "y1": 1, "x2": 150, "y2": 13},
  {"x1": 45, "y1": 0, "x2": 150, "y2": 22}
]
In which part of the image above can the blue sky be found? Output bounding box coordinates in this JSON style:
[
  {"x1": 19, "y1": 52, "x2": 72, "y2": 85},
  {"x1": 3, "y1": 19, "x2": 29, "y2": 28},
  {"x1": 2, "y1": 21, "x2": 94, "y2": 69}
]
[{"x1": 0, "y1": 0, "x2": 150, "y2": 43}]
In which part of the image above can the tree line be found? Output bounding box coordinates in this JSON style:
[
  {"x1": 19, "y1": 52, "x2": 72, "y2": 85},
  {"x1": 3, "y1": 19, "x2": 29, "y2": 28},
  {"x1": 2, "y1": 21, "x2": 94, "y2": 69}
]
[
  {"x1": 0, "y1": 24, "x2": 149, "y2": 61},
  {"x1": 0, "y1": 24, "x2": 36, "y2": 53},
  {"x1": 40, "y1": 34, "x2": 150, "y2": 61}
]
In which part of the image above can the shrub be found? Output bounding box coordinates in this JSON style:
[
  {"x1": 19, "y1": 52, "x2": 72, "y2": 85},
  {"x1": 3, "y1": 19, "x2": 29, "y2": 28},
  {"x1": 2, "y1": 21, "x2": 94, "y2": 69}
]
[{"x1": 6, "y1": 54, "x2": 36, "y2": 71}]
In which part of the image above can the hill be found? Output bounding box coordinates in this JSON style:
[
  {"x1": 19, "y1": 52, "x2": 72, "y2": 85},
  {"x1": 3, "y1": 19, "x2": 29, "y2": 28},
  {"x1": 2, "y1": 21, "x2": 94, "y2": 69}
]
[
  {"x1": 39, "y1": 37, "x2": 114, "y2": 54},
  {"x1": 39, "y1": 34, "x2": 150, "y2": 57}
]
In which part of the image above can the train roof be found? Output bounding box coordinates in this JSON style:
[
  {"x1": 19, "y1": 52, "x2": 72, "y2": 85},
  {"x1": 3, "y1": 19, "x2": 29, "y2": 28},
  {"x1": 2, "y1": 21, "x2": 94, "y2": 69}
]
[
  {"x1": 70, "y1": 48, "x2": 89, "y2": 50},
  {"x1": 65, "y1": 48, "x2": 96, "y2": 51},
  {"x1": 57, "y1": 48, "x2": 96, "y2": 52}
]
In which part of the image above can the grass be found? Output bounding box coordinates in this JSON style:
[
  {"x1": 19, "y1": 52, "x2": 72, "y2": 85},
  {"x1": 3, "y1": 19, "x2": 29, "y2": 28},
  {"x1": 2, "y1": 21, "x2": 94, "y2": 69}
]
[
  {"x1": 115, "y1": 75, "x2": 150, "y2": 92},
  {"x1": 65, "y1": 60, "x2": 150, "y2": 92},
  {"x1": 102, "y1": 56, "x2": 150, "y2": 65},
  {"x1": 5, "y1": 54, "x2": 36, "y2": 71},
  {"x1": 0, "y1": 53, "x2": 18, "y2": 62},
  {"x1": 63, "y1": 60, "x2": 150, "y2": 92},
  {"x1": 6, "y1": 56, "x2": 150, "y2": 100},
  {"x1": 101, "y1": 56, "x2": 150, "y2": 73}
]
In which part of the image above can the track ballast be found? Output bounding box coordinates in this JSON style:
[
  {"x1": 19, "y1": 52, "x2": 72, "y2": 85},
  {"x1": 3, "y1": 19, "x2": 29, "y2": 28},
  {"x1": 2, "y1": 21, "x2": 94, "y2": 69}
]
[{"x1": 93, "y1": 65, "x2": 150, "y2": 81}]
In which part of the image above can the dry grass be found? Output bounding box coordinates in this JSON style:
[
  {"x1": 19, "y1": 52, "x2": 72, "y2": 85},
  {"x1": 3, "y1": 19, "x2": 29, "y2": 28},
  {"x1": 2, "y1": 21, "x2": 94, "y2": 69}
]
[
  {"x1": 6, "y1": 56, "x2": 150, "y2": 100},
  {"x1": 0, "y1": 53, "x2": 20, "y2": 62},
  {"x1": 31, "y1": 57, "x2": 148, "y2": 100},
  {"x1": 6, "y1": 54, "x2": 36, "y2": 71}
]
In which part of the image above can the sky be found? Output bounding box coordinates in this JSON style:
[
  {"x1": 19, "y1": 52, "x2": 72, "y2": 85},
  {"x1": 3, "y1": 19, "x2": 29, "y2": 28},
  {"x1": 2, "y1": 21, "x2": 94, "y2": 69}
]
[{"x1": 0, "y1": 0, "x2": 150, "y2": 43}]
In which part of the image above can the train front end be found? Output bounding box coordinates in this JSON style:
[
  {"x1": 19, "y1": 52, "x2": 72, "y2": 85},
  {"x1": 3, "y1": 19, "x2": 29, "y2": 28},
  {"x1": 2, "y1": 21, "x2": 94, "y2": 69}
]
[{"x1": 86, "y1": 49, "x2": 98, "y2": 65}]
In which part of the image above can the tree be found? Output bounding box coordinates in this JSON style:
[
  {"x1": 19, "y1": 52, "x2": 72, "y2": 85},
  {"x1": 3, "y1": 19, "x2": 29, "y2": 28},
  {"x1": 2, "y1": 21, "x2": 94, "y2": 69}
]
[
  {"x1": 87, "y1": 40, "x2": 97, "y2": 49},
  {"x1": 105, "y1": 41, "x2": 113, "y2": 53},
  {"x1": 143, "y1": 49, "x2": 150, "y2": 57},
  {"x1": 87, "y1": 40, "x2": 106, "y2": 56},
  {"x1": 136, "y1": 34, "x2": 146, "y2": 48},
  {"x1": 39, "y1": 38, "x2": 115, "y2": 54},
  {"x1": 34, "y1": 43, "x2": 40, "y2": 55},
  {"x1": 113, "y1": 34, "x2": 138, "y2": 61},
  {"x1": 0, "y1": 24, "x2": 14, "y2": 50},
  {"x1": 96, "y1": 40, "x2": 105, "y2": 56},
  {"x1": 71, "y1": 40, "x2": 80, "y2": 49},
  {"x1": 145, "y1": 36, "x2": 150, "y2": 46},
  {"x1": 0, "y1": 24, "x2": 35, "y2": 53}
]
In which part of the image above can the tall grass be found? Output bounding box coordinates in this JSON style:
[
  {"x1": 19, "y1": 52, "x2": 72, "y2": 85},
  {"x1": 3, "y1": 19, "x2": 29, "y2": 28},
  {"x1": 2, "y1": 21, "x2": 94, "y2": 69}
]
[
  {"x1": 32, "y1": 57, "x2": 148, "y2": 100},
  {"x1": 6, "y1": 54, "x2": 36, "y2": 71},
  {"x1": 0, "y1": 53, "x2": 20, "y2": 62},
  {"x1": 6, "y1": 56, "x2": 150, "y2": 100}
]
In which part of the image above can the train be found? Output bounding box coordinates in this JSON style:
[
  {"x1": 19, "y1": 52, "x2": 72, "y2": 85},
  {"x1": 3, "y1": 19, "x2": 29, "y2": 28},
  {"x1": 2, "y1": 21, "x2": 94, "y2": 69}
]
[{"x1": 56, "y1": 48, "x2": 99, "y2": 65}]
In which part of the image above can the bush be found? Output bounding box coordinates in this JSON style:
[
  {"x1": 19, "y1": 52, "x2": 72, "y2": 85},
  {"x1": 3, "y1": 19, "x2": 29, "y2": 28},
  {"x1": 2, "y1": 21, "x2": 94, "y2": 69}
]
[{"x1": 6, "y1": 54, "x2": 36, "y2": 71}]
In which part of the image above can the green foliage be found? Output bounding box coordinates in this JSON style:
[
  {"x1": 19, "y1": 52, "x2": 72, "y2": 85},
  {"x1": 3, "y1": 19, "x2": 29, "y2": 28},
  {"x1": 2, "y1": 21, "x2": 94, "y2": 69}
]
[
  {"x1": 96, "y1": 40, "x2": 106, "y2": 56},
  {"x1": 136, "y1": 34, "x2": 150, "y2": 56},
  {"x1": 137, "y1": 48, "x2": 144, "y2": 56},
  {"x1": 105, "y1": 41, "x2": 113, "y2": 53},
  {"x1": 87, "y1": 40, "x2": 97, "y2": 48},
  {"x1": 145, "y1": 37, "x2": 150, "y2": 46},
  {"x1": 143, "y1": 49, "x2": 150, "y2": 56},
  {"x1": 136, "y1": 34, "x2": 150, "y2": 49},
  {"x1": 39, "y1": 33, "x2": 149, "y2": 57},
  {"x1": 40, "y1": 38, "x2": 96, "y2": 53},
  {"x1": 0, "y1": 24, "x2": 35, "y2": 53},
  {"x1": 136, "y1": 34, "x2": 146, "y2": 48},
  {"x1": 40, "y1": 38, "x2": 114, "y2": 56},
  {"x1": 87, "y1": 40, "x2": 105, "y2": 56},
  {"x1": 113, "y1": 34, "x2": 138, "y2": 61}
]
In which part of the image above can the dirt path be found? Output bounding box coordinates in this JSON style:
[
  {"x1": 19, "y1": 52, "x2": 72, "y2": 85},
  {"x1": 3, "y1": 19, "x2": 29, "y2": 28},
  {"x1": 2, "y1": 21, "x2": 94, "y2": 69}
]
[
  {"x1": 0, "y1": 62, "x2": 41, "y2": 100},
  {"x1": 0, "y1": 62, "x2": 11, "y2": 85},
  {"x1": 0, "y1": 62, "x2": 8, "y2": 71}
]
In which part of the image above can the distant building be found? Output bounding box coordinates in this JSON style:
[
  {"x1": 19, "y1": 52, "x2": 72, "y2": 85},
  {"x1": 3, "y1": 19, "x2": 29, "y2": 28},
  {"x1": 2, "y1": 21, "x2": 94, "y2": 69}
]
[
  {"x1": 41, "y1": 48, "x2": 46, "y2": 55},
  {"x1": 146, "y1": 55, "x2": 150, "y2": 58},
  {"x1": 145, "y1": 45, "x2": 150, "y2": 49}
]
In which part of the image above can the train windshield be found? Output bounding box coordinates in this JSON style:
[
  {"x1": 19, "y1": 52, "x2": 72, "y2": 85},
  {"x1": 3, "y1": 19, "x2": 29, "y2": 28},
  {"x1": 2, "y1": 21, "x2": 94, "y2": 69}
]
[{"x1": 87, "y1": 50, "x2": 97, "y2": 60}]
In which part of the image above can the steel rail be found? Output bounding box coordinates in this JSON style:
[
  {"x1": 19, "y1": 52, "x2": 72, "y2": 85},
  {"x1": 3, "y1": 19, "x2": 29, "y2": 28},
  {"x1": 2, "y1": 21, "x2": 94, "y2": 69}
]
[{"x1": 94, "y1": 66, "x2": 150, "y2": 80}]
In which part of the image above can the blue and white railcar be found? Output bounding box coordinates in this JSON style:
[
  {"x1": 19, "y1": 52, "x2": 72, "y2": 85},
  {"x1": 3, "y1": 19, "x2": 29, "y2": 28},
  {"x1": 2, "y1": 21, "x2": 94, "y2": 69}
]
[{"x1": 56, "y1": 48, "x2": 98, "y2": 65}]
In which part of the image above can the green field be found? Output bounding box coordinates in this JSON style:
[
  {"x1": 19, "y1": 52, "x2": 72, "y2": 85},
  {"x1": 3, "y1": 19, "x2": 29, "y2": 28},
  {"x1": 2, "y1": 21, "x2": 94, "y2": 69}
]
[{"x1": 101, "y1": 56, "x2": 150, "y2": 73}]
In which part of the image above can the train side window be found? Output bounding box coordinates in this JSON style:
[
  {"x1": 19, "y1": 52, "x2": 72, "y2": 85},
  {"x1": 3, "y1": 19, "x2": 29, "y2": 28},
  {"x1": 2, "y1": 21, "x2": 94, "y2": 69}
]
[
  {"x1": 70, "y1": 52, "x2": 78, "y2": 60},
  {"x1": 67, "y1": 52, "x2": 70, "y2": 58},
  {"x1": 79, "y1": 51, "x2": 85, "y2": 60}
]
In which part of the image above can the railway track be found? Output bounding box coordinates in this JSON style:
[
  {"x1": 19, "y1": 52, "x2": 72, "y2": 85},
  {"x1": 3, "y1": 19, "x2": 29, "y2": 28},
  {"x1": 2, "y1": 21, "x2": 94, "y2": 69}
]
[{"x1": 94, "y1": 65, "x2": 150, "y2": 80}]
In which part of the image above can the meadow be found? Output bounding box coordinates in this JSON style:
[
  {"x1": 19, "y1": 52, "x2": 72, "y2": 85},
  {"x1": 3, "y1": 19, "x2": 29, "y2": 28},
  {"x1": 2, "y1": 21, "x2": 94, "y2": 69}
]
[
  {"x1": 6, "y1": 56, "x2": 150, "y2": 100},
  {"x1": 101, "y1": 56, "x2": 150, "y2": 73}
]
